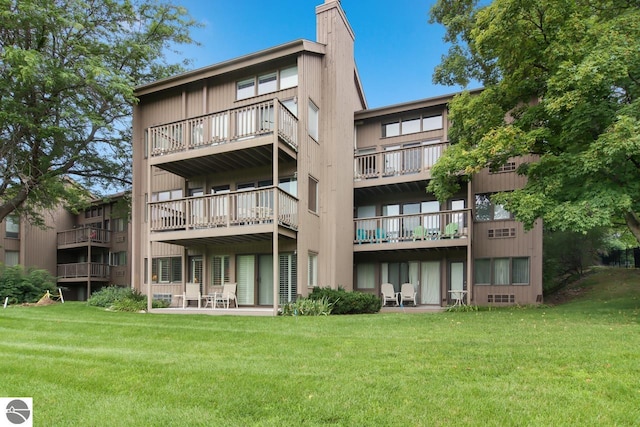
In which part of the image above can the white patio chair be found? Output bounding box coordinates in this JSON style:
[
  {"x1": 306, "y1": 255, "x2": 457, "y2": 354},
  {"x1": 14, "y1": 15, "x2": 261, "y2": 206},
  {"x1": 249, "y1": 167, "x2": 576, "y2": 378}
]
[
  {"x1": 215, "y1": 283, "x2": 237, "y2": 309},
  {"x1": 183, "y1": 282, "x2": 202, "y2": 309},
  {"x1": 381, "y1": 283, "x2": 399, "y2": 307},
  {"x1": 400, "y1": 283, "x2": 417, "y2": 307}
]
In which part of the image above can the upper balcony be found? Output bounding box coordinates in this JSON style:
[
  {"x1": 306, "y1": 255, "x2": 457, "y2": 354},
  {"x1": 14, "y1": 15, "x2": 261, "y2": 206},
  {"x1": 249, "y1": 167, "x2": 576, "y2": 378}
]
[
  {"x1": 57, "y1": 262, "x2": 110, "y2": 282},
  {"x1": 148, "y1": 187, "x2": 298, "y2": 246},
  {"x1": 353, "y1": 209, "x2": 471, "y2": 252},
  {"x1": 57, "y1": 227, "x2": 111, "y2": 249},
  {"x1": 147, "y1": 99, "x2": 298, "y2": 178},
  {"x1": 354, "y1": 142, "x2": 448, "y2": 188}
]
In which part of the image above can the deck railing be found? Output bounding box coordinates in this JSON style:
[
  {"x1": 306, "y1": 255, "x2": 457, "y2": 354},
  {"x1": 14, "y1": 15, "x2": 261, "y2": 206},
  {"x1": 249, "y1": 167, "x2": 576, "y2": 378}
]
[
  {"x1": 354, "y1": 209, "x2": 470, "y2": 244},
  {"x1": 148, "y1": 99, "x2": 298, "y2": 156},
  {"x1": 57, "y1": 262, "x2": 110, "y2": 279},
  {"x1": 57, "y1": 227, "x2": 111, "y2": 246},
  {"x1": 354, "y1": 142, "x2": 447, "y2": 180},
  {"x1": 149, "y1": 187, "x2": 298, "y2": 232}
]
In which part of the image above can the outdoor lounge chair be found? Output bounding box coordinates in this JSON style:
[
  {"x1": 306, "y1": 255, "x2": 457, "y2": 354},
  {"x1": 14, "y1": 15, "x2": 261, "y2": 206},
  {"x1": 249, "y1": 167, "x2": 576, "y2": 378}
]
[
  {"x1": 400, "y1": 283, "x2": 417, "y2": 307},
  {"x1": 443, "y1": 222, "x2": 459, "y2": 238},
  {"x1": 183, "y1": 282, "x2": 202, "y2": 309},
  {"x1": 215, "y1": 283, "x2": 238, "y2": 308},
  {"x1": 381, "y1": 283, "x2": 399, "y2": 307},
  {"x1": 412, "y1": 225, "x2": 426, "y2": 241}
]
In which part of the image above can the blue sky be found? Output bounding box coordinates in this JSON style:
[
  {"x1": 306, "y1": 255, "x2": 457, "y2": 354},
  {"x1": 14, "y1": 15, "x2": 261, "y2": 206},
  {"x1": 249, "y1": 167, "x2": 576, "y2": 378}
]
[{"x1": 176, "y1": 0, "x2": 471, "y2": 108}]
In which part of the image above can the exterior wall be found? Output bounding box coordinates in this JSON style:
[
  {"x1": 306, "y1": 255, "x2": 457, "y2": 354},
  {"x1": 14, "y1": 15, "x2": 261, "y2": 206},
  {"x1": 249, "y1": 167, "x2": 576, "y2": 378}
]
[{"x1": 129, "y1": 0, "x2": 543, "y2": 308}]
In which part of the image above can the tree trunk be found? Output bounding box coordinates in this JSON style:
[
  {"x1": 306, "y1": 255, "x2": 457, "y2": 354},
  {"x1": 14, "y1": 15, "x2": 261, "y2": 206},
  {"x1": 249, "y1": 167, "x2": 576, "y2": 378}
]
[{"x1": 625, "y1": 211, "x2": 640, "y2": 246}]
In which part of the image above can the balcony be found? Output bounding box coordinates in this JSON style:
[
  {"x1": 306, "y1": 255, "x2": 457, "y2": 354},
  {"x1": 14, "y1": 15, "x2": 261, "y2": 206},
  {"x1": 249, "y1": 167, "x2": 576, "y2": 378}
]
[
  {"x1": 57, "y1": 227, "x2": 111, "y2": 248},
  {"x1": 353, "y1": 209, "x2": 471, "y2": 251},
  {"x1": 57, "y1": 262, "x2": 110, "y2": 281},
  {"x1": 149, "y1": 187, "x2": 298, "y2": 243},
  {"x1": 354, "y1": 142, "x2": 448, "y2": 186},
  {"x1": 147, "y1": 99, "x2": 298, "y2": 177}
]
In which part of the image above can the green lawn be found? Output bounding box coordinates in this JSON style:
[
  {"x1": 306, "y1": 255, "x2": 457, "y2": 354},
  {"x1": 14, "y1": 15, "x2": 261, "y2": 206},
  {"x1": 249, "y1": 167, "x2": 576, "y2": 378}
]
[{"x1": 1, "y1": 268, "x2": 639, "y2": 426}]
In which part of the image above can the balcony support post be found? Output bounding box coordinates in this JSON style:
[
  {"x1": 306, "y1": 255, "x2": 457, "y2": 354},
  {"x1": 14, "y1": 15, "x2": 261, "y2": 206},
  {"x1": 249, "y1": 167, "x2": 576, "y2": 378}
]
[{"x1": 272, "y1": 104, "x2": 280, "y2": 316}]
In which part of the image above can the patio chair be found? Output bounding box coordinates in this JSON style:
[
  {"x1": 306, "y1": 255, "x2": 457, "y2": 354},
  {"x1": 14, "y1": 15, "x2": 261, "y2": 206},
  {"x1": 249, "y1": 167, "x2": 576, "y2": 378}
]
[
  {"x1": 381, "y1": 283, "x2": 399, "y2": 307},
  {"x1": 412, "y1": 225, "x2": 426, "y2": 241},
  {"x1": 183, "y1": 282, "x2": 202, "y2": 309},
  {"x1": 443, "y1": 222, "x2": 459, "y2": 238},
  {"x1": 400, "y1": 283, "x2": 417, "y2": 307},
  {"x1": 215, "y1": 283, "x2": 238, "y2": 309}
]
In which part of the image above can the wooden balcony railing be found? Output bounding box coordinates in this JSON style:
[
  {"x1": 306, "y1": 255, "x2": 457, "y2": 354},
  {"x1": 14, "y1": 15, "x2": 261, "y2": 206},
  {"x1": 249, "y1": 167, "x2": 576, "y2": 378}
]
[
  {"x1": 354, "y1": 142, "x2": 448, "y2": 180},
  {"x1": 57, "y1": 262, "x2": 110, "y2": 279},
  {"x1": 354, "y1": 209, "x2": 470, "y2": 244},
  {"x1": 149, "y1": 187, "x2": 298, "y2": 232},
  {"x1": 148, "y1": 99, "x2": 298, "y2": 157},
  {"x1": 57, "y1": 227, "x2": 111, "y2": 246}
]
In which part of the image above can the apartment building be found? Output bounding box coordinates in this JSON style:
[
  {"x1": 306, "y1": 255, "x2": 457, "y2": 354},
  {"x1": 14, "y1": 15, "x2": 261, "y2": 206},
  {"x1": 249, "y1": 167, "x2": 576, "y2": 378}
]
[
  {"x1": 131, "y1": 0, "x2": 543, "y2": 310},
  {"x1": 1, "y1": 193, "x2": 132, "y2": 301}
]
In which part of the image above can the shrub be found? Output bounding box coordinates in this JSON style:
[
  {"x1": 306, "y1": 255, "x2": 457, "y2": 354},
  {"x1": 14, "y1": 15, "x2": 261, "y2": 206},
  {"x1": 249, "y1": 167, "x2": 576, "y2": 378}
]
[
  {"x1": 309, "y1": 287, "x2": 381, "y2": 314},
  {"x1": 281, "y1": 296, "x2": 332, "y2": 316},
  {"x1": 0, "y1": 264, "x2": 57, "y2": 304},
  {"x1": 88, "y1": 286, "x2": 169, "y2": 311}
]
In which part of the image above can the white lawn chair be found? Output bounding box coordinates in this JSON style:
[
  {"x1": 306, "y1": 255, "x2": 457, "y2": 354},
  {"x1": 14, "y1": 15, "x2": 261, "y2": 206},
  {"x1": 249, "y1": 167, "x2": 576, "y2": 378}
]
[
  {"x1": 215, "y1": 283, "x2": 237, "y2": 309},
  {"x1": 400, "y1": 283, "x2": 417, "y2": 307},
  {"x1": 381, "y1": 283, "x2": 399, "y2": 307},
  {"x1": 183, "y1": 282, "x2": 202, "y2": 308}
]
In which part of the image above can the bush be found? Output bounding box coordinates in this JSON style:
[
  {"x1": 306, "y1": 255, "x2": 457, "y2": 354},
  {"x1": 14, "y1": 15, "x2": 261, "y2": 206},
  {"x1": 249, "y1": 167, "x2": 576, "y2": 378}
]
[
  {"x1": 281, "y1": 296, "x2": 332, "y2": 316},
  {"x1": 88, "y1": 286, "x2": 169, "y2": 311},
  {"x1": 309, "y1": 287, "x2": 381, "y2": 314},
  {"x1": 0, "y1": 264, "x2": 57, "y2": 304}
]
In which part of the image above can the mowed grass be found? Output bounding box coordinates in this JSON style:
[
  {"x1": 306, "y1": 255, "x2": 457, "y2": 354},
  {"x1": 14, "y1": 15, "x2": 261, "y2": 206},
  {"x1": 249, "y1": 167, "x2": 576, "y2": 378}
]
[{"x1": 1, "y1": 268, "x2": 639, "y2": 426}]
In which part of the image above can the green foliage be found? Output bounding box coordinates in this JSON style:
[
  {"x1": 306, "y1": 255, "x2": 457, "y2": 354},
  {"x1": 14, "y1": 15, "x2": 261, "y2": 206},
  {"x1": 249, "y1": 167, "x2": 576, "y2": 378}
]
[
  {"x1": 88, "y1": 285, "x2": 168, "y2": 311},
  {"x1": 445, "y1": 303, "x2": 478, "y2": 312},
  {"x1": 0, "y1": 0, "x2": 200, "y2": 224},
  {"x1": 280, "y1": 296, "x2": 332, "y2": 316},
  {"x1": 0, "y1": 264, "x2": 56, "y2": 303},
  {"x1": 428, "y1": 0, "x2": 640, "y2": 244},
  {"x1": 309, "y1": 287, "x2": 381, "y2": 315}
]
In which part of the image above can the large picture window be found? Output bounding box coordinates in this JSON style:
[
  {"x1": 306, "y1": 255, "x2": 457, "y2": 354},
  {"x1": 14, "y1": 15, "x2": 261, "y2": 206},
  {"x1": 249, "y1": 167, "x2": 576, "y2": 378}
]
[
  {"x1": 475, "y1": 193, "x2": 513, "y2": 221},
  {"x1": 381, "y1": 113, "x2": 444, "y2": 137},
  {"x1": 151, "y1": 257, "x2": 182, "y2": 283},
  {"x1": 474, "y1": 257, "x2": 530, "y2": 285}
]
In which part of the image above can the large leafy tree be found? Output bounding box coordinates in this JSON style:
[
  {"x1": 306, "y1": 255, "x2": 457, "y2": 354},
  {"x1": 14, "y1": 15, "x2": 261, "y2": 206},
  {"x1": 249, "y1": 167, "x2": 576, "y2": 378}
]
[
  {"x1": 0, "y1": 0, "x2": 198, "y2": 225},
  {"x1": 427, "y1": 0, "x2": 640, "y2": 242}
]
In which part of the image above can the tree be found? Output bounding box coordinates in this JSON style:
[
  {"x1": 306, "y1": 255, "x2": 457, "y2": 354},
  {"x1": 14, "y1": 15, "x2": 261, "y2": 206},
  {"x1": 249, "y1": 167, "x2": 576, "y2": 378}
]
[
  {"x1": 427, "y1": 0, "x2": 640, "y2": 243},
  {"x1": 0, "y1": 0, "x2": 199, "y2": 225}
]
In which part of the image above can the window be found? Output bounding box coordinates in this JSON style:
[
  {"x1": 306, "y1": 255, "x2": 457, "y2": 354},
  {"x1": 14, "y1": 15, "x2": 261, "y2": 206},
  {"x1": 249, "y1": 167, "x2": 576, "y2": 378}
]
[
  {"x1": 423, "y1": 115, "x2": 443, "y2": 131},
  {"x1": 474, "y1": 257, "x2": 530, "y2": 286},
  {"x1": 308, "y1": 176, "x2": 318, "y2": 213},
  {"x1": 402, "y1": 117, "x2": 421, "y2": 134},
  {"x1": 236, "y1": 66, "x2": 298, "y2": 100},
  {"x1": 258, "y1": 72, "x2": 277, "y2": 95},
  {"x1": 308, "y1": 252, "x2": 318, "y2": 287},
  {"x1": 281, "y1": 98, "x2": 298, "y2": 117},
  {"x1": 308, "y1": 100, "x2": 319, "y2": 140},
  {"x1": 475, "y1": 194, "x2": 512, "y2": 221},
  {"x1": 236, "y1": 78, "x2": 255, "y2": 100},
  {"x1": 278, "y1": 176, "x2": 297, "y2": 197},
  {"x1": 475, "y1": 259, "x2": 491, "y2": 284},
  {"x1": 4, "y1": 250, "x2": 18, "y2": 266},
  {"x1": 356, "y1": 263, "x2": 375, "y2": 289},
  {"x1": 381, "y1": 113, "x2": 444, "y2": 137},
  {"x1": 112, "y1": 218, "x2": 127, "y2": 233},
  {"x1": 189, "y1": 256, "x2": 202, "y2": 283},
  {"x1": 152, "y1": 257, "x2": 182, "y2": 283},
  {"x1": 5, "y1": 216, "x2": 19, "y2": 238},
  {"x1": 211, "y1": 255, "x2": 230, "y2": 287},
  {"x1": 110, "y1": 252, "x2": 127, "y2": 266},
  {"x1": 151, "y1": 189, "x2": 183, "y2": 202},
  {"x1": 279, "y1": 65, "x2": 298, "y2": 89}
]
